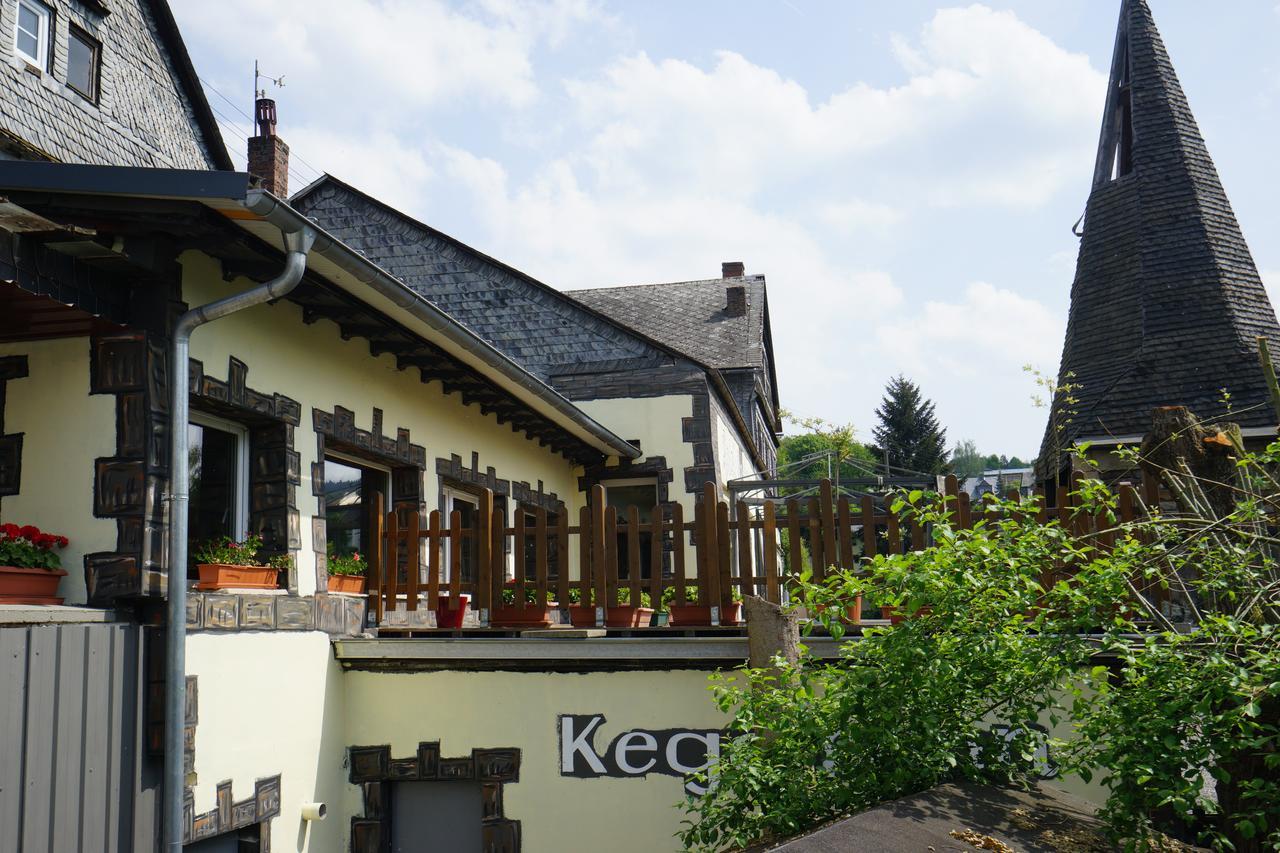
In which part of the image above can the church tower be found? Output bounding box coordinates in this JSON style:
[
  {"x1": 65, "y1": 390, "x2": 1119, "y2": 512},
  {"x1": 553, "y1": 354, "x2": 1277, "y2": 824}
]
[{"x1": 1038, "y1": 0, "x2": 1280, "y2": 484}]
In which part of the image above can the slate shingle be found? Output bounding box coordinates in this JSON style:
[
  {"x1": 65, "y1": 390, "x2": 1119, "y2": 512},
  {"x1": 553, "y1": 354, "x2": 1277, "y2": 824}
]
[{"x1": 1039, "y1": 0, "x2": 1280, "y2": 472}]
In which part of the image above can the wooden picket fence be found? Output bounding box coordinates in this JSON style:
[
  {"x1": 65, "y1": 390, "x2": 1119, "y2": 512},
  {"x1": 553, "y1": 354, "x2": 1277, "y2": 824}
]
[{"x1": 367, "y1": 472, "x2": 1165, "y2": 629}]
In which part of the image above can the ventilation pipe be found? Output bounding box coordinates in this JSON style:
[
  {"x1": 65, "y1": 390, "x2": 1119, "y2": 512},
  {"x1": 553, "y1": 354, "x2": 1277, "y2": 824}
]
[{"x1": 164, "y1": 223, "x2": 316, "y2": 853}]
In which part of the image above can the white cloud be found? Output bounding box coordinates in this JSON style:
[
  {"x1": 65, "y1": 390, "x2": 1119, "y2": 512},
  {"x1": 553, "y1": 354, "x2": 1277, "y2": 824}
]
[{"x1": 818, "y1": 199, "x2": 905, "y2": 233}]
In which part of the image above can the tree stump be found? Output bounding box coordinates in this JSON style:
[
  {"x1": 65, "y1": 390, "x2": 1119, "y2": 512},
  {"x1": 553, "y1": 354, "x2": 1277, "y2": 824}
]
[
  {"x1": 1139, "y1": 406, "x2": 1242, "y2": 518},
  {"x1": 744, "y1": 595, "x2": 800, "y2": 672}
]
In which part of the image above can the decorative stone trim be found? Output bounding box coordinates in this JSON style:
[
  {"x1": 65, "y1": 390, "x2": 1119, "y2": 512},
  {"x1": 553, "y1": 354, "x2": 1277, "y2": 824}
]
[
  {"x1": 184, "y1": 590, "x2": 366, "y2": 636},
  {"x1": 436, "y1": 451, "x2": 564, "y2": 513},
  {"x1": 577, "y1": 454, "x2": 672, "y2": 504},
  {"x1": 312, "y1": 405, "x2": 426, "y2": 591},
  {"x1": 347, "y1": 742, "x2": 521, "y2": 853},
  {"x1": 184, "y1": 775, "x2": 281, "y2": 849},
  {"x1": 0, "y1": 354, "x2": 29, "y2": 507},
  {"x1": 682, "y1": 391, "x2": 716, "y2": 494}
]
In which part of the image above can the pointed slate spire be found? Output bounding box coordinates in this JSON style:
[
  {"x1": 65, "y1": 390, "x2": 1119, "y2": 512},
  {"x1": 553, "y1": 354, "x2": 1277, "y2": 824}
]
[{"x1": 1039, "y1": 0, "x2": 1280, "y2": 476}]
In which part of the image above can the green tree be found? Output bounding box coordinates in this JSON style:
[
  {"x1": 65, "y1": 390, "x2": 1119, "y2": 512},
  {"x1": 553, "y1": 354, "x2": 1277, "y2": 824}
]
[
  {"x1": 870, "y1": 376, "x2": 949, "y2": 474},
  {"x1": 950, "y1": 439, "x2": 984, "y2": 478},
  {"x1": 778, "y1": 413, "x2": 878, "y2": 486}
]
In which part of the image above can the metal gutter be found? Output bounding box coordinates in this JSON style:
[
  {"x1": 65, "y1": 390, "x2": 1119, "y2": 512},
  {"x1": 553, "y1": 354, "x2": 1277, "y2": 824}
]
[{"x1": 242, "y1": 189, "x2": 640, "y2": 460}]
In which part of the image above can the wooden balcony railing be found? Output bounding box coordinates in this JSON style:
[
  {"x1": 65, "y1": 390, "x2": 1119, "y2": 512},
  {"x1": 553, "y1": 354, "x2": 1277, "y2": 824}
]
[{"x1": 367, "y1": 473, "x2": 1165, "y2": 629}]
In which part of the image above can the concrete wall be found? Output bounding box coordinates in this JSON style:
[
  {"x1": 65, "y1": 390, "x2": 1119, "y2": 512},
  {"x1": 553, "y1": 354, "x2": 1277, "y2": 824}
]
[
  {"x1": 342, "y1": 668, "x2": 725, "y2": 853},
  {"x1": 180, "y1": 252, "x2": 584, "y2": 596},
  {"x1": 0, "y1": 337, "x2": 115, "y2": 605},
  {"x1": 185, "y1": 631, "x2": 348, "y2": 853}
]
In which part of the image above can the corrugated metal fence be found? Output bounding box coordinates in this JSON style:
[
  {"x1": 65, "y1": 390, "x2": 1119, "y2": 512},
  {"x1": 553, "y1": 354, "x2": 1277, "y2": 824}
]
[{"x1": 0, "y1": 622, "x2": 159, "y2": 853}]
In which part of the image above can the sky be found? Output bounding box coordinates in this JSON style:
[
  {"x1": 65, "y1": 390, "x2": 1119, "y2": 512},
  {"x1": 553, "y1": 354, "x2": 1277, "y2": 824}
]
[{"x1": 170, "y1": 1, "x2": 1280, "y2": 460}]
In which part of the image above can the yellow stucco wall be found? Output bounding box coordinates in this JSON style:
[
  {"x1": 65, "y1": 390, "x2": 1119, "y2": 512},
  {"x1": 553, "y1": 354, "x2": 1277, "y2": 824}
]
[
  {"x1": 0, "y1": 337, "x2": 115, "y2": 604},
  {"x1": 342, "y1": 668, "x2": 727, "y2": 853},
  {"x1": 186, "y1": 631, "x2": 350, "y2": 853},
  {"x1": 179, "y1": 252, "x2": 584, "y2": 595}
]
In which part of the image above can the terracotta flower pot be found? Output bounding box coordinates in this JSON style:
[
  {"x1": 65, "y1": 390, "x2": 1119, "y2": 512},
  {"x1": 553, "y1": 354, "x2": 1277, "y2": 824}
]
[
  {"x1": 435, "y1": 594, "x2": 470, "y2": 629},
  {"x1": 0, "y1": 565, "x2": 67, "y2": 605},
  {"x1": 489, "y1": 602, "x2": 559, "y2": 629},
  {"x1": 880, "y1": 604, "x2": 931, "y2": 625},
  {"x1": 196, "y1": 563, "x2": 278, "y2": 591},
  {"x1": 668, "y1": 602, "x2": 743, "y2": 627},
  {"x1": 327, "y1": 574, "x2": 366, "y2": 594},
  {"x1": 812, "y1": 595, "x2": 863, "y2": 625},
  {"x1": 569, "y1": 604, "x2": 655, "y2": 627}
]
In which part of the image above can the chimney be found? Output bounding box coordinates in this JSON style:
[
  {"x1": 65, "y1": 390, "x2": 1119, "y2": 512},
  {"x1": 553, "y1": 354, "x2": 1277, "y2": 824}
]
[
  {"x1": 247, "y1": 97, "x2": 289, "y2": 197},
  {"x1": 725, "y1": 283, "x2": 747, "y2": 317},
  {"x1": 722, "y1": 261, "x2": 745, "y2": 278}
]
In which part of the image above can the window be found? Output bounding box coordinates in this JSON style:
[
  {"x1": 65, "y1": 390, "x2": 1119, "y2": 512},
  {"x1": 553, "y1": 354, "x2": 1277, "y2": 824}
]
[
  {"x1": 323, "y1": 453, "x2": 390, "y2": 562},
  {"x1": 442, "y1": 488, "x2": 479, "y2": 583},
  {"x1": 603, "y1": 479, "x2": 660, "y2": 579},
  {"x1": 13, "y1": 0, "x2": 50, "y2": 69},
  {"x1": 67, "y1": 25, "x2": 98, "y2": 100},
  {"x1": 188, "y1": 413, "x2": 249, "y2": 578},
  {"x1": 519, "y1": 507, "x2": 560, "y2": 581}
]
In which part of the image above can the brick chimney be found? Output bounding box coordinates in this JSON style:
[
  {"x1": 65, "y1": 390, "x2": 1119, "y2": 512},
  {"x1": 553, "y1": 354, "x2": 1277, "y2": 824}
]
[
  {"x1": 722, "y1": 261, "x2": 745, "y2": 278},
  {"x1": 247, "y1": 97, "x2": 289, "y2": 197}
]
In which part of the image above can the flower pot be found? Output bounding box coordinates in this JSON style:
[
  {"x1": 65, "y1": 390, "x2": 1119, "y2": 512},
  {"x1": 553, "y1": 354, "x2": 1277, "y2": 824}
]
[
  {"x1": 668, "y1": 602, "x2": 743, "y2": 627},
  {"x1": 196, "y1": 563, "x2": 278, "y2": 591},
  {"x1": 327, "y1": 574, "x2": 366, "y2": 594},
  {"x1": 0, "y1": 565, "x2": 67, "y2": 605},
  {"x1": 435, "y1": 594, "x2": 470, "y2": 629},
  {"x1": 489, "y1": 602, "x2": 559, "y2": 629},
  {"x1": 606, "y1": 606, "x2": 654, "y2": 628},
  {"x1": 567, "y1": 605, "x2": 599, "y2": 627},
  {"x1": 880, "y1": 604, "x2": 930, "y2": 625},
  {"x1": 812, "y1": 595, "x2": 862, "y2": 625}
]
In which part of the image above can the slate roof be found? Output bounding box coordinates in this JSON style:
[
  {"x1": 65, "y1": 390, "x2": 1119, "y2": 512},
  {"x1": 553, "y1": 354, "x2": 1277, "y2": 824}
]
[
  {"x1": 1039, "y1": 0, "x2": 1280, "y2": 473},
  {"x1": 566, "y1": 276, "x2": 768, "y2": 371},
  {"x1": 290, "y1": 175, "x2": 676, "y2": 381},
  {"x1": 0, "y1": 0, "x2": 230, "y2": 170}
]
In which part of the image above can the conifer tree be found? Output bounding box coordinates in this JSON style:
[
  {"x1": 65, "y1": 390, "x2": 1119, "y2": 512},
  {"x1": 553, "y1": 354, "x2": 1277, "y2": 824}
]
[{"x1": 870, "y1": 376, "x2": 949, "y2": 474}]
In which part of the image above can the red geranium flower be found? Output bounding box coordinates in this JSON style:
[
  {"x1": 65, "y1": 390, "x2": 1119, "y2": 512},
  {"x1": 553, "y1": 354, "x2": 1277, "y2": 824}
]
[
  {"x1": 19, "y1": 524, "x2": 39, "y2": 540},
  {"x1": 57, "y1": 536, "x2": 69, "y2": 548},
  {"x1": 0, "y1": 522, "x2": 17, "y2": 538}
]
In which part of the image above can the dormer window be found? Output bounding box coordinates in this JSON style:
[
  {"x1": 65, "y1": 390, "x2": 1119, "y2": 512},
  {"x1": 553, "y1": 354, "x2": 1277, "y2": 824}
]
[
  {"x1": 67, "y1": 25, "x2": 99, "y2": 101},
  {"x1": 14, "y1": 0, "x2": 51, "y2": 70}
]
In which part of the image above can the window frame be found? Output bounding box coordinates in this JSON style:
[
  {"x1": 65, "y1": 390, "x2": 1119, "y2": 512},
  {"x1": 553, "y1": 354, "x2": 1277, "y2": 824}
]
[
  {"x1": 13, "y1": 0, "x2": 52, "y2": 70},
  {"x1": 188, "y1": 410, "x2": 250, "y2": 543},
  {"x1": 66, "y1": 22, "x2": 100, "y2": 102}
]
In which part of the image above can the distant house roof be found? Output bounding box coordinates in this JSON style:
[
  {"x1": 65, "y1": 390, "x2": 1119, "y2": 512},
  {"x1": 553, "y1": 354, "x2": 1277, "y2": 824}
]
[
  {"x1": 566, "y1": 276, "x2": 769, "y2": 371},
  {"x1": 1039, "y1": 0, "x2": 1280, "y2": 475}
]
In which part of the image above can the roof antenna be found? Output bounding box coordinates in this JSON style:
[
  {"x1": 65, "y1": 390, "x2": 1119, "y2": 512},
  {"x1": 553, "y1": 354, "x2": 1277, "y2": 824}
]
[{"x1": 253, "y1": 59, "x2": 286, "y2": 135}]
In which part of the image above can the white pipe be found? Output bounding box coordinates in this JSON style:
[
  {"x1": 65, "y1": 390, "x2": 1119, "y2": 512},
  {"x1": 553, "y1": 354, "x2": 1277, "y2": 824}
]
[{"x1": 164, "y1": 225, "x2": 315, "y2": 852}]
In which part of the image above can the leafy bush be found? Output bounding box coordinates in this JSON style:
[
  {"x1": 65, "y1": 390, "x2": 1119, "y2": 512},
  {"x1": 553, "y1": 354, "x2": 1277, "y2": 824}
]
[
  {"x1": 679, "y1": 459, "x2": 1280, "y2": 852},
  {"x1": 0, "y1": 522, "x2": 69, "y2": 570}
]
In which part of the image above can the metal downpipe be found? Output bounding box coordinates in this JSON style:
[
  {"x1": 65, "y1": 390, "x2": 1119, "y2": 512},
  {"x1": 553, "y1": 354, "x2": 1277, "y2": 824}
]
[{"x1": 164, "y1": 226, "x2": 315, "y2": 852}]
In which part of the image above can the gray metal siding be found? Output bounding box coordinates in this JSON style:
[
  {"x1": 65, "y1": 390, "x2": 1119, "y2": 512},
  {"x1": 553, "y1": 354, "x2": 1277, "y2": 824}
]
[{"x1": 0, "y1": 622, "x2": 150, "y2": 853}]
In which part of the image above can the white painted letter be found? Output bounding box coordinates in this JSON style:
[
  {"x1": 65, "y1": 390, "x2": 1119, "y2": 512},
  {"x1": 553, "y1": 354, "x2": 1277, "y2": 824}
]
[
  {"x1": 560, "y1": 715, "x2": 607, "y2": 774},
  {"x1": 614, "y1": 731, "x2": 658, "y2": 774}
]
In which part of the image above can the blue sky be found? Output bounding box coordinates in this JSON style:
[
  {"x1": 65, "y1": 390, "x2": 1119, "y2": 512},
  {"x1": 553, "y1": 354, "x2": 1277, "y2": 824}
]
[{"x1": 171, "y1": 1, "x2": 1280, "y2": 459}]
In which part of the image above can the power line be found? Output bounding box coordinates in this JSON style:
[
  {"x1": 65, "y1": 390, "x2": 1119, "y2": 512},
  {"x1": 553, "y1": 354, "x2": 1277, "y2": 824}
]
[{"x1": 200, "y1": 76, "x2": 327, "y2": 184}]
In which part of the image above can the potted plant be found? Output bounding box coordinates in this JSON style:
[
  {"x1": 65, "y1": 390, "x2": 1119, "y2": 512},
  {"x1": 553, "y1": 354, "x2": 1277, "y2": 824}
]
[
  {"x1": 0, "y1": 523, "x2": 69, "y2": 605},
  {"x1": 564, "y1": 587, "x2": 655, "y2": 627},
  {"x1": 193, "y1": 535, "x2": 282, "y2": 590},
  {"x1": 326, "y1": 546, "x2": 366, "y2": 594},
  {"x1": 666, "y1": 586, "x2": 744, "y2": 626},
  {"x1": 489, "y1": 582, "x2": 558, "y2": 628}
]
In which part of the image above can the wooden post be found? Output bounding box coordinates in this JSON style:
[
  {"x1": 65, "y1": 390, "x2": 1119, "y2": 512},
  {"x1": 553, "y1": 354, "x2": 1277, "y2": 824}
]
[
  {"x1": 762, "y1": 501, "x2": 780, "y2": 603},
  {"x1": 860, "y1": 496, "x2": 876, "y2": 559},
  {"x1": 476, "y1": 489, "x2": 493, "y2": 615},
  {"x1": 736, "y1": 500, "x2": 753, "y2": 597},
  {"x1": 701, "y1": 483, "x2": 721, "y2": 619},
  {"x1": 806, "y1": 497, "x2": 823, "y2": 580},
  {"x1": 556, "y1": 509, "x2": 570, "y2": 607},
  {"x1": 672, "y1": 502, "x2": 687, "y2": 606},
  {"x1": 627, "y1": 505, "x2": 642, "y2": 607},
  {"x1": 819, "y1": 479, "x2": 838, "y2": 571},
  {"x1": 649, "y1": 505, "x2": 663, "y2": 611},
  {"x1": 384, "y1": 509, "x2": 399, "y2": 619},
  {"x1": 535, "y1": 506, "x2": 549, "y2": 606},
  {"x1": 717, "y1": 500, "x2": 733, "y2": 611},
  {"x1": 578, "y1": 505, "x2": 592, "y2": 608},
  {"x1": 426, "y1": 510, "x2": 441, "y2": 611},
  {"x1": 786, "y1": 497, "x2": 802, "y2": 584},
  {"x1": 591, "y1": 485, "x2": 607, "y2": 621},
  {"x1": 405, "y1": 510, "x2": 420, "y2": 612},
  {"x1": 514, "y1": 511, "x2": 527, "y2": 612},
  {"x1": 836, "y1": 495, "x2": 853, "y2": 571},
  {"x1": 449, "y1": 510, "x2": 462, "y2": 613}
]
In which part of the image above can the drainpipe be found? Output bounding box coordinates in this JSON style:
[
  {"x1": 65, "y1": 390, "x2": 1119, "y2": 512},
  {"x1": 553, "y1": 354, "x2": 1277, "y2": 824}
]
[{"x1": 164, "y1": 224, "x2": 316, "y2": 853}]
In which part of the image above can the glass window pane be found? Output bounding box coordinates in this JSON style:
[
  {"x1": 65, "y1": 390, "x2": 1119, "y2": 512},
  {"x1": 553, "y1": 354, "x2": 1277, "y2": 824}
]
[
  {"x1": 17, "y1": 5, "x2": 38, "y2": 35},
  {"x1": 68, "y1": 31, "x2": 95, "y2": 96},
  {"x1": 605, "y1": 484, "x2": 658, "y2": 522},
  {"x1": 188, "y1": 422, "x2": 238, "y2": 575},
  {"x1": 16, "y1": 29, "x2": 36, "y2": 58},
  {"x1": 324, "y1": 459, "x2": 364, "y2": 556},
  {"x1": 453, "y1": 497, "x2": 477, "y2": 582}
]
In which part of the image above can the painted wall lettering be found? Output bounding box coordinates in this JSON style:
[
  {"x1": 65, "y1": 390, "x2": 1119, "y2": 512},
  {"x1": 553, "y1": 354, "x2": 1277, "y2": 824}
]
[{"x1": 558, "y1": 714, "x2": 721, "y2": 794}]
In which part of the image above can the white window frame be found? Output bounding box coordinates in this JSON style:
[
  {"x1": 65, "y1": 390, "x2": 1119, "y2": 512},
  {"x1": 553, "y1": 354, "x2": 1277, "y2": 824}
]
[
  {"x1": 442, "y1": 486, "x2": 480, "y2": 584},
  {"x1": 13, "y1": 0, "x2": 51, "y2": 70},
  {"x1": 189, "y1": 411, "x2": 250, "y2": 541}
]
